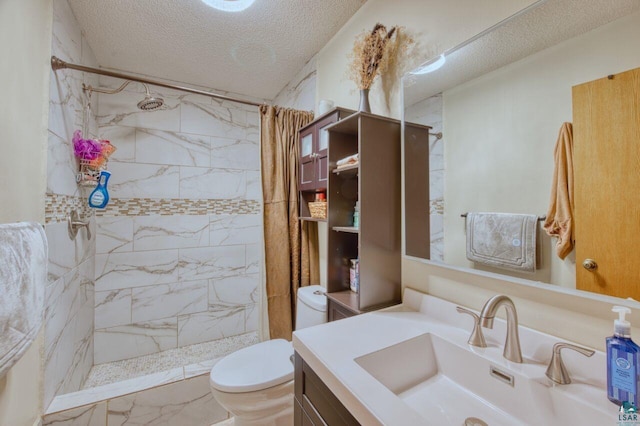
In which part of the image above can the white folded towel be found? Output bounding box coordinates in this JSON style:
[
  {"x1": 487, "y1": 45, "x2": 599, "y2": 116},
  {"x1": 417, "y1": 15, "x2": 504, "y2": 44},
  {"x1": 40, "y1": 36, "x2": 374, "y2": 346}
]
[
  {"x1": 337, "y1": 153, "x2": 359, "y2": 167},
  {"x1": 466, "y1": 212, "x2": 537, "y2": 273},
  {"x1": 0, "y1": 222, "x2": 47, "y2": 378}
]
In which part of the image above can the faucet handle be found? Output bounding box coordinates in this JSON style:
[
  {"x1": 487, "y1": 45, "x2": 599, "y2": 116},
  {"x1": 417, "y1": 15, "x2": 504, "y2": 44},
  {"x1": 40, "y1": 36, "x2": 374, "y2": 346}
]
[
  {"x1": 456, "y1": 306, "x2": 487, "y2": 348},
  {"x1": 545, "y1": 342, "x2": 595, "y2": 385},
  {"x1": 68, "y1": 210, "x2": 91, "y2": 240}
]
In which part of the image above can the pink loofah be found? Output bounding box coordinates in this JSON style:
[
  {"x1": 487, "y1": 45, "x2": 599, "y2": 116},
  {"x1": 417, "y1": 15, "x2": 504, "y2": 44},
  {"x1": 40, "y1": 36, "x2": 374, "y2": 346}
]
[{"x1": 72, "y1": 130, "x2": 102, "y2": 160}]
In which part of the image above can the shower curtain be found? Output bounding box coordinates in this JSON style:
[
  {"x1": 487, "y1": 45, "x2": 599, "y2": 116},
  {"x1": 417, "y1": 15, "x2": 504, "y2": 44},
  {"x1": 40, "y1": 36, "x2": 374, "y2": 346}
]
[{"x1": 259, "y1": 105, "x2": 319, "y2": 341}]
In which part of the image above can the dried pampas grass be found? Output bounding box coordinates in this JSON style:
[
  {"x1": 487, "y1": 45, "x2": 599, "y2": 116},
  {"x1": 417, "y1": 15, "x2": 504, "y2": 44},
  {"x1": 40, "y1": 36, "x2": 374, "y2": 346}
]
[
  {"x1": 347, "y1": 23, "x2": 415, "y2": 113},
  {"x1": 348, "y1": 23, "x2": 400, "y2": 90},
  {"x1": 379, "y1": 28, "x2": 414, "y2": 111}
]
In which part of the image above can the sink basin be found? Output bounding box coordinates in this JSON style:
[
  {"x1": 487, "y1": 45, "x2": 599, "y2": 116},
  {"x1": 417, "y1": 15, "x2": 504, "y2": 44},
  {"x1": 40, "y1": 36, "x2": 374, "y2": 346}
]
[{"x1": 355, "y1": 333, "x2": 550, "y2": 425}]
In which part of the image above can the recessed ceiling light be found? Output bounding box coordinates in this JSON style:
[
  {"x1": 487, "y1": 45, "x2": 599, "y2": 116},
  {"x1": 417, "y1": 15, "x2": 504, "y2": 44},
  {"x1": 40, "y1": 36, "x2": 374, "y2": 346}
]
[{"x1": 201, "y1": 0, "x2": 256, "y2": 12}]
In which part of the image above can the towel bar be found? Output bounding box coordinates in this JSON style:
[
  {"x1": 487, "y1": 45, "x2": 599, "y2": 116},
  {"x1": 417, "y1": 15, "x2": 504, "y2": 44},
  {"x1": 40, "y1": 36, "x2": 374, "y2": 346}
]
[{"x1": 461, "y1": 213, "x2": 546, "y2": 221}]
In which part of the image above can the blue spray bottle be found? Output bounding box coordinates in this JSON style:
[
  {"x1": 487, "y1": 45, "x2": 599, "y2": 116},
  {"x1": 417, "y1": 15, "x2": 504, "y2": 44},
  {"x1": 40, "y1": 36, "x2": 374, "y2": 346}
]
[
  {"x1": 607, "y1": 306, "x2": 640, "y2": 409},
  {"x1": 88, "y1": 170, "x2": 111, "y2": 209}
]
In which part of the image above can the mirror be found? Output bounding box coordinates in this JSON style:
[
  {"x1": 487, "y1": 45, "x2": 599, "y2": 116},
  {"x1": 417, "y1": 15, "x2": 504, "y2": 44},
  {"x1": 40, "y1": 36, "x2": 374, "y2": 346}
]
[{"x1": 402, "y1": 0, "x2": 640, "y2": 298}]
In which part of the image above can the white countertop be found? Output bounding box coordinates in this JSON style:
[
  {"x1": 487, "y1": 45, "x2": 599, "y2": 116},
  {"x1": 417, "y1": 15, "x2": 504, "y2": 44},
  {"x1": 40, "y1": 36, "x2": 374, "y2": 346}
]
[{"x1": 292, "y1": 288, "x2": 617, "y2": 426}]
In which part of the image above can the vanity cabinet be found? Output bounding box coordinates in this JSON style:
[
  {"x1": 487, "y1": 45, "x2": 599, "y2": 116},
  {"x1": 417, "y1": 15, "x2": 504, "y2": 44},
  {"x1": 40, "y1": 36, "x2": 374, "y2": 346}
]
[
  {"x1": 299, "y1": 108, "x2": 354, "y2": 193},
  {"x1": 294, "y1": 352, "x2": 360, "y2": 426},
  {"x1": 325, "y1": 112, "x2": 402, "y2": 317}
]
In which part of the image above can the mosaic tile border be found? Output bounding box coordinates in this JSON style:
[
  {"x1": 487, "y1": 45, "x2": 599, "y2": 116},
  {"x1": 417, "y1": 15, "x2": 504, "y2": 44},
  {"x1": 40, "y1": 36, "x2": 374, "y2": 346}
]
[
  {"x1": 430, "y1": 198, "x2": 444, "y2": 214},
  {"x1": 46, "y1": 195, "x2": 261, "y2": 222},
  {"x1": 46, "y1": 193, "x2": 94, "y2": 224},
  {"x1": 95, "y1": 198, "x2": 261, "y2": 217}
]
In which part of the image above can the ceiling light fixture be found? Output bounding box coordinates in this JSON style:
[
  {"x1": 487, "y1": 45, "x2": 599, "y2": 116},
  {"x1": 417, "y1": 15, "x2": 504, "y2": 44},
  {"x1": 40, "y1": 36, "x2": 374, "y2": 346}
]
[
  {"x1": 201, "y1": 0, "x2": 256, "y2": 12},
  {"x1": 410, "y1": 54, "x2": 446, "y2": 75}
]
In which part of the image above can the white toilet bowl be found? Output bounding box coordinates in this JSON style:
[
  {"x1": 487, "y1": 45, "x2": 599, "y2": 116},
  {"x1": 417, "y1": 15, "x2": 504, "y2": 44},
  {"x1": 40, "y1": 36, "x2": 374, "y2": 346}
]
[
  {"x1": 209, "y1": 285, "x2": 327, "y2": 426},
  {"x1": 209, "y1": 339, "x2": 294, "y2": 426}
]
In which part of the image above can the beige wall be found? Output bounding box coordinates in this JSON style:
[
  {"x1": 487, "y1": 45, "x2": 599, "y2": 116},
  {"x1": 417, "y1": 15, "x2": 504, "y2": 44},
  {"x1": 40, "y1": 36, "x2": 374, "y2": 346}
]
[
  {"x1": 0, "y1": 0, "x2": 52, "y2": 425},
  {"x1": 401, "y1": 258, "x2": 634, "y2": 351},
  {"x1": 0, "y1": 0, "x2": 51, "y2": 224},
  {"x1": 442, "y1": 10, "x2": 640, "y2": 289},
  {"x1": 316, "y1": 0, "x2": 537, "y2": 119}
]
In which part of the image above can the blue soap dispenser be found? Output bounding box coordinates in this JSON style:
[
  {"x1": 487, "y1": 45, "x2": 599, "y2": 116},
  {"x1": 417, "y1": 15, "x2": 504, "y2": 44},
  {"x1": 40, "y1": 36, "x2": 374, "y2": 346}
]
[
  {"x1": 607, "y1": 305, "x2": 640, "y2": 409},
  {"x1": 88, "y1": 170, "x2": 111, "y2": 209}
]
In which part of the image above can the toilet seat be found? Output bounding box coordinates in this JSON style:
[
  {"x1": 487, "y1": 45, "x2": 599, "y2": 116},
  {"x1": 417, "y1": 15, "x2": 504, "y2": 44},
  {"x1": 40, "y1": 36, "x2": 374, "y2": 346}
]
[{"x1": 210, "y1": 339, "x2": 294, "y2": 393}]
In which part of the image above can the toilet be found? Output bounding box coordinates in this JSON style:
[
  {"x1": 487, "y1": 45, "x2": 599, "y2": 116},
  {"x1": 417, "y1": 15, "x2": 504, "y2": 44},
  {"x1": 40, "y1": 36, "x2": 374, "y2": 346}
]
[{"x1": 209, "y1": 285, "x2": 327, "y2": 426}]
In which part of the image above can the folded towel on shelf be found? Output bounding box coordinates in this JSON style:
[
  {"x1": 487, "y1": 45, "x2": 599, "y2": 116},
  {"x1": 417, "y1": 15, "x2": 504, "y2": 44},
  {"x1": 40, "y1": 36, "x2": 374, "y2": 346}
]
[
  {"x1": 0, "y1": 222, "x2": 47, "y2": 379},
  {"x1": 543, "y1": 122, "x2": 574, "y2": 260},
  {"x1": 466, "y1": 212, "x2": 538, "y2": 273},
  {"x1": 336, "y1": 153, "x2": 359, "y2": 168}
]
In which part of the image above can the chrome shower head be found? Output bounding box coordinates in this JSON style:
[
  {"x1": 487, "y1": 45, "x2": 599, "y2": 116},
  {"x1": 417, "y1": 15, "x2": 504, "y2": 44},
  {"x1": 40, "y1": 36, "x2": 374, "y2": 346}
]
[{"x1": 137, "y1": 84, "x2": 164, "y2": 111}]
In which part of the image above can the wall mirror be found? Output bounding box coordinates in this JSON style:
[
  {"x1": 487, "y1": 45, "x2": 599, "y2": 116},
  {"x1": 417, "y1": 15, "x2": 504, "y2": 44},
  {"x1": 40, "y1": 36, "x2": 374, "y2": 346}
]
[{"x1": 402, "y1": 0, "x2": 640, "y2": 300}]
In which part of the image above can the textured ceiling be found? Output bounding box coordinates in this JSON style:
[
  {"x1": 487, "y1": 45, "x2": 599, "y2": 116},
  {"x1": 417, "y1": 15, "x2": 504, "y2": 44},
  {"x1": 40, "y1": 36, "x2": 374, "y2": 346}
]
[
  {"x1": 404, "y1": 0, "x2": 640, "y2": 106},
  {"x1": 67, "y1": 0, "x2": 366, "y2": 100}
]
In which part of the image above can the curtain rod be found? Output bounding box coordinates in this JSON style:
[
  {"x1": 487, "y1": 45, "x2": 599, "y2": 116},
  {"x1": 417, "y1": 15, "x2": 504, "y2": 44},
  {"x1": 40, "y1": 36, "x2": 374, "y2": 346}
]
[{"x1": 51, "y1": 56, "x2": 264, "y2": 108}]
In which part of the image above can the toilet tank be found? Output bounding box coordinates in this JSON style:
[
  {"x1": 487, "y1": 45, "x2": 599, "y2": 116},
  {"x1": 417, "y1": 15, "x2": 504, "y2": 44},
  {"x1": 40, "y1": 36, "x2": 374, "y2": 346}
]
[{"x1": 295, "y1": 285, "x2": 327, "y2": 330}]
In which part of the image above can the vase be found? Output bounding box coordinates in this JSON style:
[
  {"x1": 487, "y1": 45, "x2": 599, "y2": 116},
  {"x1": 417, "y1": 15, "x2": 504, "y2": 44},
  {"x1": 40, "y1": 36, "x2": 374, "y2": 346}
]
[{"x1": 358, "y1": 89, "x2": 371, "y2": 113}]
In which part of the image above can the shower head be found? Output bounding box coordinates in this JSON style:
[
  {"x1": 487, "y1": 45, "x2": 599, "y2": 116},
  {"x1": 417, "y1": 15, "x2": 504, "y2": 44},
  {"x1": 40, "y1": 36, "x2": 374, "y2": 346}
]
[
  {"x1": 137, "y1": 84, "x2": 164, "y2": 111},
  {"x1": 82, "y1": 81, "x2": 165, "y2": 111}
]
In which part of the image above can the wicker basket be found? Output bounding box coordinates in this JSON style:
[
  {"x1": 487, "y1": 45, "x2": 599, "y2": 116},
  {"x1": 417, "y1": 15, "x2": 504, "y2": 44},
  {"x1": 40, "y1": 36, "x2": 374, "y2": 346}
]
[{"x1": 308, "y1": 201, "x2": 327, "y2": 219}]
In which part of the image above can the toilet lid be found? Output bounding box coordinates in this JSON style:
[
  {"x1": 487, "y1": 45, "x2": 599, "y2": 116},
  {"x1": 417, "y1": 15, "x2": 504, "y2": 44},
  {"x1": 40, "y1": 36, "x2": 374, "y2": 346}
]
[{"x1": 210, "y1": 339, "x2": 294, "y2": 393}]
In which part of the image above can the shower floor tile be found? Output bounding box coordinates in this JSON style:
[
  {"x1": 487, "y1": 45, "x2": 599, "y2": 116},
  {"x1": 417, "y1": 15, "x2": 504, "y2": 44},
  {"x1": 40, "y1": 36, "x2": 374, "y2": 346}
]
[{"x1": 83, "y1": 332, "x2": 259, "y2": 389}]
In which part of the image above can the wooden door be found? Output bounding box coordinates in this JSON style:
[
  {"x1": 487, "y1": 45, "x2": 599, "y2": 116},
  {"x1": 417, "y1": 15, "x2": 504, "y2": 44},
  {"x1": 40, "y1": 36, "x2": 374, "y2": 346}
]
[{"x1": 573, "y1": 67, "x2": 640, "y2": 298}]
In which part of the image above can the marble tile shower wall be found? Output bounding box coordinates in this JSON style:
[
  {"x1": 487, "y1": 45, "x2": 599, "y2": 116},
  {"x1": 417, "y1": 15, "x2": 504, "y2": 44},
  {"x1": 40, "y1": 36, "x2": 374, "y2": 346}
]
[
  {"x1": 94, "y1": 81, "x2": 262, "y2": 364},
  {"x1": 273, "y1": 54, "x2": 317, "y2": 111},
  {"x1": 45, "y1": 0, "x2": 100, "y2": 409},
  {"x1": 405, "y1": 94, "x2": 444, "y2": 261}
]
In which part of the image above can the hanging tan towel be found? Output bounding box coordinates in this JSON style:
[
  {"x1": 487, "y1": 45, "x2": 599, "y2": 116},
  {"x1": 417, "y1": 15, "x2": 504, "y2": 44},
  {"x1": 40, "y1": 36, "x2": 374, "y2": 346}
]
[
  {"x1": 543, "y1": 122, "x2": 574, "y2": 259},
  {"x1": 466, "y1": 212, "x2": 538, "y2": 273}
]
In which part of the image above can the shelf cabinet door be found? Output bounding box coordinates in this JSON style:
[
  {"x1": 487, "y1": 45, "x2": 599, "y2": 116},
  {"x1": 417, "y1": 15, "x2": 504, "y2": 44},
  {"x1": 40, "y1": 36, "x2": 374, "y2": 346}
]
[
  {"x1": 314, "y1": 115, "x2": 337, "y2": 189},
  {"x1": 316, "y1": 155, "x2": 328, "y2": 188},
  {"x1": 299, "y1": 110, "x2": 348, "y2": 192},
  {"x1": 300, "y1": 126, "x2": 317, "y2": 191},
  {"x1": 315, "y1": 115, "x2": 335, "y2": 157}
]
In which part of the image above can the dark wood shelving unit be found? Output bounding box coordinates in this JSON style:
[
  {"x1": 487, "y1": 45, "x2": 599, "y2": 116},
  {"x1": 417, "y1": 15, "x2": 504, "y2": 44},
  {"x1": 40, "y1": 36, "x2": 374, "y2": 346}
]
[
  {"x1": 298, "y1": 216, "x2": 326, "y2": 223},
  {"x1": 325, "y1": 112, "x2": 402, "y2": 316},
  {"x1": 332, "y1": 163, "x2": 359, "y2": 175},
  {"x1": 331, "y1": 226, "x2": 359, "y2": 233}
]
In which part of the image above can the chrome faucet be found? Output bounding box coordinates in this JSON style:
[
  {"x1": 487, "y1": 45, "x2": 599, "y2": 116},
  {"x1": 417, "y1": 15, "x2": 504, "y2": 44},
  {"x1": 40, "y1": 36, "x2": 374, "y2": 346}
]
[
  {"x1": 479, "y1": 295, "x2": 523, "y2": 363},
  {"x1": 545, "y1": 342, "x2": 595, "y2": 384},
  {"x1": 456, "y1": 306, "x2": 487, "y2": 348}
]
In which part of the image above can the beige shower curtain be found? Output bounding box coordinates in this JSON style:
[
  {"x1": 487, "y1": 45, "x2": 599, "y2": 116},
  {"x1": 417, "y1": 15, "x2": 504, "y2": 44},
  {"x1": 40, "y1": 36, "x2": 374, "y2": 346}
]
[{"x1": 260, "y1": 105, "x2": 319, "y2": 341}]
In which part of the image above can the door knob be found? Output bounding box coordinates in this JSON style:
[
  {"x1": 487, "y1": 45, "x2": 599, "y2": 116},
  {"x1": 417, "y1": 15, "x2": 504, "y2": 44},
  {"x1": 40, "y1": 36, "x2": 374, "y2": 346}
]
[{"x1": 582, "y1": 259, "x2": 598, "y2": 271}]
